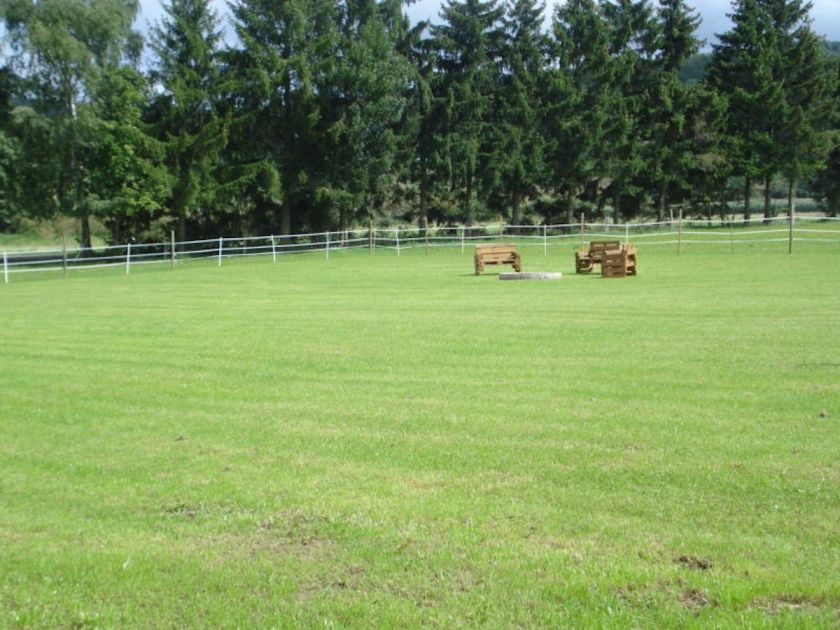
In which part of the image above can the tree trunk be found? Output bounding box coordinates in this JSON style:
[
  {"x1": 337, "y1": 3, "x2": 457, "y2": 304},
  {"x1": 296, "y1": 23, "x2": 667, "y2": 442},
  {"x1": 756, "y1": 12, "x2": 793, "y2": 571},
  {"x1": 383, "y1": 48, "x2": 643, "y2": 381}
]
[
  {"x1": 464, "y1": 170, "x2": 474, "y2": 226},
  {"x1": 657, "y1": 184, "x2": 667, "y2": 222},
  {"x1": 788, "y1": 178, "x2": 796, "y2": 217},
  {"x1": 719, "y1": 181, "x2": 729, "y2": 221},
  {"x1": 764, "y1": 175, "x2": 773, "y2": 219},
  {"x1": 177, "y1": 209, "x2": 186, "y2": 244},
  {"x1": 566, "y1": 189, "x2": 575, "y2": 227},
  {"x1": 280, "y1": 205, "x2": 291, "y2": 236},
  {"x1": 339, "y1": 206, "x2": 348, "y2": 235},
  {"x1": 111, "y1": 219, "x2": 122, "y2": 245},
  {"x1": 763, "y1": 174, "x2": 772, "y2": 220},
  {"x1": 511, "y1": 186, "x2": 521, "y2": 226},
  {"x1": 743, "y1": 175, "x2": 751, "y2": 221},
  {"x1": 596, "y1": 190, "x2": 608, "y2": 220},
  {"x1": 419, "y1": 160, "x2": 429, "y2": 232},
  {"x1": 80, "y1": 214, "x2": 92, "y2": 254},
  {"x1": 614, "y1": 189, "x2": 621, "y2": 225}
]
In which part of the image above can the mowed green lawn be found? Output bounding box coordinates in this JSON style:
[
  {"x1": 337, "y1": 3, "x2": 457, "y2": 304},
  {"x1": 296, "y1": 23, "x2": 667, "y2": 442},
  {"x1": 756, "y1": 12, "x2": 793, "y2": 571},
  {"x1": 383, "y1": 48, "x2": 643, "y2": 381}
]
[{"x1": 1, "y1": 242, "x2": 838, "y2": 628}]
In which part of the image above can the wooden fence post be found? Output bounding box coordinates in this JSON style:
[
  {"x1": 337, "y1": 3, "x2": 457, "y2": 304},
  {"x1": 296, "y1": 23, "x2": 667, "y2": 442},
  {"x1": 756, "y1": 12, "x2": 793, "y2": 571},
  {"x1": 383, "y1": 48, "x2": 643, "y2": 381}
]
[
  {"x1": 326, "y1": 231, "x2": 330, "y2": 260},
  {"x1": 543, "y1": 224, "x2": 547, "y2": 256},
  {"x1": 461, "y1": 225, "x2": 465, "y2": 254},
  {"x1": 62, "y1": 234, "x2": 68, "y2": 278},
  {"x1": 2, "y1": 250, "x2": 7, "y2": 285},
  {"x1": 729, "y1": 216, "x2": 735, "y2": 254},
  {"x1": 395, "y1": 226, "x2": 400, "y2": 256},
  {"x1": 218, "y1": 236, "x2": 223, "y2": 267},
  {"x1": 271, "y1": 235, "x2": 277, "y2": 263},
  {"x1": 424, "y1": 217, "x2": 429, "y2": 256},
  {"x1": 677, "y1": 208, "x2": 683, "y2": 256},
  {"x1": 170, "y1": 230, "x2": 176, "y2": 270},
  {"x1": 789, "y1": 206, "x2": 794, "y2": 255},
  {"x1": 369, "y1": 221, "x2": 374, "y2": 254},
  {"x1": 126, "y1": 241, "x2": 131, "y2": 275}
]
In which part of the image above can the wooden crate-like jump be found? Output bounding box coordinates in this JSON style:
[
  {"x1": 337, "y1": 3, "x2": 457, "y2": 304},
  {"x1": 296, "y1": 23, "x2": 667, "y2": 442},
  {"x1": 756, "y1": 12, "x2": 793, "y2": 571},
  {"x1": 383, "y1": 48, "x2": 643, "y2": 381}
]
[
  {"x1": 575, "y1": 240, "x2": 621, "y2": 274},
  {"x1": 475, "y1": 244, "x2": 522, "y2": 275},
  {"x1": 601, "y1": 243, "x2": 637, "y2": 278}
]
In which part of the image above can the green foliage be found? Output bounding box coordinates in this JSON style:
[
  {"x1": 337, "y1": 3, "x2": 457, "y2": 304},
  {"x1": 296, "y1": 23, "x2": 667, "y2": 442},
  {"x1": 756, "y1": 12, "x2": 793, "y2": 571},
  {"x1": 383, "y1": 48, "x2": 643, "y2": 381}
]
[
  {"x1": 0, "y1": 0, "x2": 141, "y2": 247},
  {"x1": 494, "y1": 0, "x2": 548, "y2": 224},
  {"x1": 85, "y1": 67, "x2": 171, "y2": 241},
  {"x1": 226, "y1": 0, "x2": 337, "y2": 234},
  {"x1": 150, "y1": 0, "x2": 228, "y2": 240},
  {"x1": 643, "y1": 0, "x2": 707, "y2": 218},
  {"x1": 708, "y1": 0, "x2": 834, "y2": 218},
  {"x1": 432, "y1": 0, "x2": 505, "y2": 224},
  {"x1": 545, "y1": 0, "x2": 612, "y2": 219},
  {"x1": 325, "y1": 2, "x2": 412, "y2": 224}
]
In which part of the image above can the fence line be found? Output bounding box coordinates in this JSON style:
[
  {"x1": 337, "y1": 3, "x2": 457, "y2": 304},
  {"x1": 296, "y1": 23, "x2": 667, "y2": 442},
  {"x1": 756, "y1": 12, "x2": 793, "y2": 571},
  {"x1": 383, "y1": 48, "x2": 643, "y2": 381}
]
[{"x1": 2, "y1": 216, "x2": 839, "y2": 283}]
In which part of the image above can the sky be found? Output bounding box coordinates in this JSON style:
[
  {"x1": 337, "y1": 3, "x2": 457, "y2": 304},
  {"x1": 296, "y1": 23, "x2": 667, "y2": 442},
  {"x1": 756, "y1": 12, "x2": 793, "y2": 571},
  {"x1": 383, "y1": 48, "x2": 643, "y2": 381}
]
[{"x1": 136, "y1": 0, "x2": 840, "y2": 47}]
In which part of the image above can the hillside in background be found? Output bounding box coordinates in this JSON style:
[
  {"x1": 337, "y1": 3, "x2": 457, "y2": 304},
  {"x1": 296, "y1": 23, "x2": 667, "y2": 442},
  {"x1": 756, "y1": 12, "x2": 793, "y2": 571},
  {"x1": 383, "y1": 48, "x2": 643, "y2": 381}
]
[{"x1": 681, "y1": 41, "x2": 840, "y2": 84}]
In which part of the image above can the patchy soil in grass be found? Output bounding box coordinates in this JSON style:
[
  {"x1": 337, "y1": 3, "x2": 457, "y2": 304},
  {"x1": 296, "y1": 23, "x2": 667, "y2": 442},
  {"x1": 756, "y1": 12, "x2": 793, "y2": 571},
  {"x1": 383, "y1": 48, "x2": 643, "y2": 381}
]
[
  {"x1": 679, "y1": 588, "x2": 712, "y2": 610},
  {"x1": 675, "y1": 555, "x2": 712, "y2": 571},
  {"x1": 751, "y1": 594, "x2": 828, "y2": 615}
]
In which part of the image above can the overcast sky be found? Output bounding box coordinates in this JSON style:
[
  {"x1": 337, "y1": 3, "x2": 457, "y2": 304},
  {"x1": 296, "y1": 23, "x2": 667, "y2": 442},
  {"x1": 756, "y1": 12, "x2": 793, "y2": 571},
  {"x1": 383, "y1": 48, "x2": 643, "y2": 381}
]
[{"x1": 136, "y1": 0, "x2": 840, "y2": 47}]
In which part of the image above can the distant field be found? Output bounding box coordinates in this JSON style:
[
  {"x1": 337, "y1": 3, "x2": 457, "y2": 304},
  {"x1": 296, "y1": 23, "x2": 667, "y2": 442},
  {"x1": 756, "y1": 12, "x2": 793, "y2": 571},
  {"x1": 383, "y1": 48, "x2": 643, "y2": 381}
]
[{"x1": 1, "y1": 244, "x2": 838, "y2": 627}]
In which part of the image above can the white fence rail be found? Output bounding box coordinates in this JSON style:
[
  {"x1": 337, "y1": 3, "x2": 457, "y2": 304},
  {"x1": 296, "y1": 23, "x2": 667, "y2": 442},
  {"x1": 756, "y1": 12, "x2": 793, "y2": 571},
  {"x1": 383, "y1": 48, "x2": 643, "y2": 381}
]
[{"x1": 2, "y1": 216, "x2": 839, "y2": 283}]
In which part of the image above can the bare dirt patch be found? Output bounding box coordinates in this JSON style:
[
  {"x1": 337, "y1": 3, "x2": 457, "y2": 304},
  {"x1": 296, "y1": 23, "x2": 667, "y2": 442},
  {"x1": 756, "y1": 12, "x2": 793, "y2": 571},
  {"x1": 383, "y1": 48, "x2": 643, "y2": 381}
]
[
  {"x1": 675, "y1": 555, "x2": 712, "y2": 571},
  {"x1": 752, "y1": 594, "x2": 826, "y2": 615},
  {"x1": 162, "y1": 503, "x2": 205, "y2": 519},
  {"x1": 679, "y1": 588, "x2": 712, "y2": 610}
]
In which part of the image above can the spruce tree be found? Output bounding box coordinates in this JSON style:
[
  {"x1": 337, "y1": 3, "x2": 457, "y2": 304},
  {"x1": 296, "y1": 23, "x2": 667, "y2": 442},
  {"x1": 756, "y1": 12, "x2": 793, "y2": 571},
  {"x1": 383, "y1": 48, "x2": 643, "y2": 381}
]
[
  {"x1": 0, "y1": 67, "x2": 21, "y2": 229},
  {"x1": 497, "y1": 0, "x2": 547, "y2": 224},
  {"x1": 645, "y1": 0, "x2": 701, "y2": 220},
  {"x1": 323, "y1": 0, "x2": 412, "y2": 228},
  {"x1": 432, "y1": 0, "x2": 504, "y2": 225},
  {"x1": 772, "y1": 2, "x2": 836, "y2": 216},
  {"x1": 708, "y1": 0, "x2": 784, "y2": 219},
  {"x1": 599, "y1": 0, "x2": 657, "y2": 221},
  {"x1": 398, "y1": 21, "x2": 448, "y2": 227},
  {"x1": 150, "y1": 0, "x2": 227, "y2": 241},
  {"x1": 710, "y1": 0, "x2": 832, "y2": 220},
  {"x1": 812, "y1": 59, "x2": 840, "y2": 216},
  {"x1": 546, "y1": 0, "x2": 612, "y2": 222}
]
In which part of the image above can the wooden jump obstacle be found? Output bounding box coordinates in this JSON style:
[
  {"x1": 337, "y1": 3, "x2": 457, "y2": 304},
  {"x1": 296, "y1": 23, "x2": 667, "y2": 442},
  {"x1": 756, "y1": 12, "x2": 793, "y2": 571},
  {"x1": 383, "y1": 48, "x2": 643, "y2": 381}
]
[
  {"x1": 575, "y1": 240, "x2": 637, "y2": 277},
  {"x1": 575, "y1": 240, "x2": 621, "y2": 274},
  {"x1": 601, "y1": 243, "x2": 637, "y2": 277},
  {"x1": 474, "y1": 244, "x2": 522, "y2": 275}
]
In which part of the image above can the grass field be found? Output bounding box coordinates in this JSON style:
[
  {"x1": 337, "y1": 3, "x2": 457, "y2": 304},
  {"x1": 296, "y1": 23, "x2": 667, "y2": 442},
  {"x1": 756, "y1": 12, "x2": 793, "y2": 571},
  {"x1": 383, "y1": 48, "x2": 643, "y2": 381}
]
[{"x1": 1, "y1": 243, "x2": 839, "y2": 627}]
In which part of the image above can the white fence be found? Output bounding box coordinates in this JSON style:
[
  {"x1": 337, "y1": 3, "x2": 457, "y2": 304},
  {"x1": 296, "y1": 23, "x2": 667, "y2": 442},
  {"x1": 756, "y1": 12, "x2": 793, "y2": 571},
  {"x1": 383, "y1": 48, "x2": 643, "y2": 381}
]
[{"x1": 3, "y1": 215, "x2": 839, "y2": 283}]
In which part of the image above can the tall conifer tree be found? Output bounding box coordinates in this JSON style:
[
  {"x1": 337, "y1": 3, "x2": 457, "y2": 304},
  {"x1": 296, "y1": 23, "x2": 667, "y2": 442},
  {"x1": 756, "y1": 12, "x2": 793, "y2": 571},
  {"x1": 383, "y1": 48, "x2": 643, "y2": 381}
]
[
  {"x1": 599, "y1": 0, "x2": 657, "y2": 220},
  {"x1": 709, "y1": 0, "x2": 783, "y2": 219},
  {"x1": 546, "y1": 0, "x2": 612, "y2": 221},
  {"x1": 645, "y1": 0, "x2": 701, "y2": 220},
  {"x1": 150, "y1": 0, "x2": 227, "y2": 241},
  {"x1": 433, "y1": 0, "x2": 504, "y2": 224},
  {"x1": 496, "y1": 0, "x2": 547, "y2": 224},
  {"x1": 771, "y1": 1, "x2": 836, "y2": 215},
  {"x1": 227, "y1": 0, "x2": 335, "y2": 234}
]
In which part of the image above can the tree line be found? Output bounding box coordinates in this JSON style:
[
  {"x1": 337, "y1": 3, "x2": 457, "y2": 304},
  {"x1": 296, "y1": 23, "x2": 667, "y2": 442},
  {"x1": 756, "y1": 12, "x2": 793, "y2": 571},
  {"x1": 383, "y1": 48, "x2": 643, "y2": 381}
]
[{"x1": 0, "y1": 0, "x2": 838, "y2": 248}]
